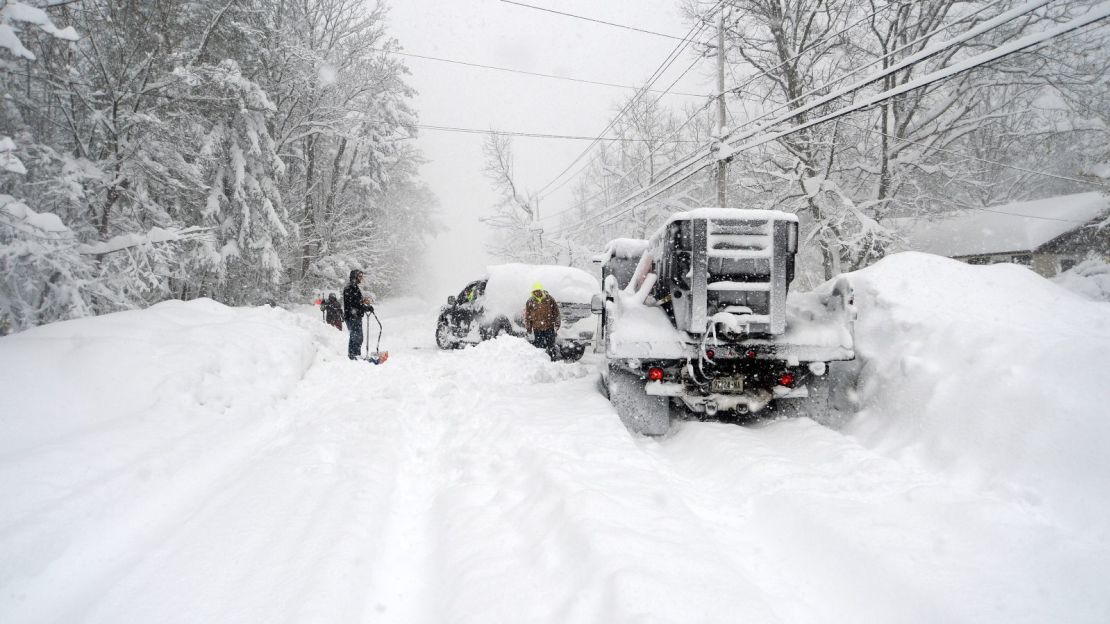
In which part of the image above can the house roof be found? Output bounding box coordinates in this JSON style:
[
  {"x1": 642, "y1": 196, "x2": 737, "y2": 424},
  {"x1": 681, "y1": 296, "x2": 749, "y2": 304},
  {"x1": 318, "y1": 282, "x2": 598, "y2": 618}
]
[{"x1": 893, "y1": 192, "x2": 1110, "y2": 258}]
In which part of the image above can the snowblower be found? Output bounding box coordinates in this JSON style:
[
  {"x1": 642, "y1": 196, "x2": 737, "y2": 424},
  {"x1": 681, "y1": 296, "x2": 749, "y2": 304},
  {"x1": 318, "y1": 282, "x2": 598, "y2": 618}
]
[{"x1": 362, "y1": 311, "x2": 390, "y2": 364}]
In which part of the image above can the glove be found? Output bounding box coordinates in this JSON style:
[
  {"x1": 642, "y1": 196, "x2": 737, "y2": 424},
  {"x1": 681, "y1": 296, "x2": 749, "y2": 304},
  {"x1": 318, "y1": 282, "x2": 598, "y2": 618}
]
[{"x1": 366, "y1": 305, "x2": 375, "y2": 313}]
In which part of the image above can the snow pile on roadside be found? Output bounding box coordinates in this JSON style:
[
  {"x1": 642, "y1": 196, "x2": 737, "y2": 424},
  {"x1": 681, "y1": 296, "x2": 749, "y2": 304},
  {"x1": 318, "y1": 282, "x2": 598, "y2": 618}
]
[
  {"x1": 842, "y1": 252, "x2": 1110, "y2": 535},
  {"x1": 446, "y1": 335, "x2": 592, "y2": 385},
  {"x1": 1053, "y1": 258, "x2": 1110, "y2": 302},
  {"x1": 0, "y1": 299, "x2": 322, "y2": 614}
]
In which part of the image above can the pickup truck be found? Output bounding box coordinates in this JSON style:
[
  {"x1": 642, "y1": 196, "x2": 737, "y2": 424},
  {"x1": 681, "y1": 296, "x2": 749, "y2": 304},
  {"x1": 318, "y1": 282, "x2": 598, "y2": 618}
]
[{"x1": 595, "y1": 208, "x2": 856, "y2": 435}]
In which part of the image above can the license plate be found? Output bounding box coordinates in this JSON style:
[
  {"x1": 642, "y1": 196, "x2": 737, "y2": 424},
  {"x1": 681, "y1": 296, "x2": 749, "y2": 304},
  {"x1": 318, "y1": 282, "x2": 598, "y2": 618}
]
[{"x1": 710, "y1": 376, "x2": 744, "y2": 393}]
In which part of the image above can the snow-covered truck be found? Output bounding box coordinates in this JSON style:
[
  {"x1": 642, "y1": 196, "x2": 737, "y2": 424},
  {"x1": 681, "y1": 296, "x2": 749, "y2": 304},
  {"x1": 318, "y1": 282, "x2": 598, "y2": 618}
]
[
  {"x1": 594, "y1": 208, "x2": 856, "y2": 435},
  {"x1": 436, "y1": 263, "x2": 600, "y2": 361}
]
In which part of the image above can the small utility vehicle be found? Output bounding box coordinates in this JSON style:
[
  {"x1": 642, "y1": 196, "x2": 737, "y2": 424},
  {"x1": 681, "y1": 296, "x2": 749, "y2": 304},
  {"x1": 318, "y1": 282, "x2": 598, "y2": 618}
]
[{"x1": 436, "y1": 263, "x2": 599, "y2": 361}]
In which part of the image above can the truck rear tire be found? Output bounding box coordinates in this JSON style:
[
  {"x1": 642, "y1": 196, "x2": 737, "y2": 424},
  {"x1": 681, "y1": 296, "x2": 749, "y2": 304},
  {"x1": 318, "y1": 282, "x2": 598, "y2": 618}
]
[
  {"x1": 607, "y1": 365, "x2": 672, "y2": 436},
  {"x1": 557, "y1": 342, "x2": 586, "y2": 362}
]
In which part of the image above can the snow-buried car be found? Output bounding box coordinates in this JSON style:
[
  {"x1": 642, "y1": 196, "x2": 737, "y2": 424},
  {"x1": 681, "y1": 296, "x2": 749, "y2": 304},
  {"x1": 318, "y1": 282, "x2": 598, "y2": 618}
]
[
  {"x1": 596, "y1": 208, "x2": 857, "y2": 435},
  {"x1": 435, "y1": 263, "x2": 600, "y2": 361}
]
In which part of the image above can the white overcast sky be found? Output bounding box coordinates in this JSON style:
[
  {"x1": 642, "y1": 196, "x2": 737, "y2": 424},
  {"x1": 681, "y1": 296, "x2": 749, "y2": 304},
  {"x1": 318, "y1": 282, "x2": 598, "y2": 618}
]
[{"x1": 385, "y1": 0, "x2": 716, "y2": 299}]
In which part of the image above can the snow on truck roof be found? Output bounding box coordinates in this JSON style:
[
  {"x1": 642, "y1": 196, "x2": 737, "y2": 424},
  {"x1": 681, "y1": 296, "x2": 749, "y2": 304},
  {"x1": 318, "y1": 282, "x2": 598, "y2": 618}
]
[
  {"x1": 594, "y1": 238, "x2": 649, "y2": 262},
  {"x1": 662, "y1": 207, "x2": 799, "y2": 226}
]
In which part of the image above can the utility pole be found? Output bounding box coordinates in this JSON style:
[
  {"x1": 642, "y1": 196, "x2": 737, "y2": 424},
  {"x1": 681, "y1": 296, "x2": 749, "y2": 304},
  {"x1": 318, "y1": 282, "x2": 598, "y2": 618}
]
[
  {"x1": 715, "y1": 6, "x2": 728, "y2": 208},
  {"x1": 533, "y1": 197, "x2": 543, "y2": 259}
]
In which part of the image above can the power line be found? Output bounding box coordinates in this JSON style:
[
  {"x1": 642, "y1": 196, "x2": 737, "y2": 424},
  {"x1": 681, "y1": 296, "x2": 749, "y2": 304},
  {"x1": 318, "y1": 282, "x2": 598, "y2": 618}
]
[
  {"x1": 952, "y1": 203, "x2": 1096, "y2": 223},
  {"x1": 540, "y1": 1, "x2": 905, "y2": 227},
  {"x1": 595, "y1": 0, "x2": 1065, "y2": 226},
  {"x1": 585, "y1": 4, "x2": 1110, "y2": 230},
  {"x1": 723, "y1": 0, "x2": 936, "y2": 100},
  {"x1": 368, "y1": 48, "x2": 708, "y2": 98},
  {"x1": 534, "y1": 12, "x2": 714, "y2": 196},
  {"x1": 536, "y1": 51, "x2": 712, "y2": 203},
  {"x1": 721, "y1": 0, "x2": 1051, "y2": 147},
  {"x1": 547, "y1": 0, "x2": 921, "y2": 233},
  {"x1": 413, "y1": 124, "x2": 699, "y2": 142},
  {"x1": 6, "y1": 67, "x2": 672, "y2": 145},
  {"x1": 499, "y1": 0, "x2": 692, "y2": 42},
  {"x1": 839, "y1": 120, "x2": 1107, "y2": 190},
  {"x1": 539, "y1": 102, "x2": 715, "y2": 226},
  {"x1": 535, "y1": 0, "x2": 726, "y2": 198}
]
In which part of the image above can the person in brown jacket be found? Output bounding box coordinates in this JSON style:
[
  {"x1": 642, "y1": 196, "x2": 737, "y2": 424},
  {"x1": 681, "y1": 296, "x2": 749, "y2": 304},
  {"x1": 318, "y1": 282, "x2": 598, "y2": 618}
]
[{"x1": 523, "y1": 282, "x2": 560, "y2": 359}]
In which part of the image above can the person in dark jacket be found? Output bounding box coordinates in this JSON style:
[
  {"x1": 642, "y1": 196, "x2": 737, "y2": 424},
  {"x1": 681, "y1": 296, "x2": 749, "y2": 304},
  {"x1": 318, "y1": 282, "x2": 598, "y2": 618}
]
[
  {"x1": 343, "y1": 270, "x2": 374, "y2": 359},
  {"x1": 523, "y1": 282, "x2": 560, "y2": 360},
  {"x1": 323, "y1": 293, "x2": 343, "y2": 331}
]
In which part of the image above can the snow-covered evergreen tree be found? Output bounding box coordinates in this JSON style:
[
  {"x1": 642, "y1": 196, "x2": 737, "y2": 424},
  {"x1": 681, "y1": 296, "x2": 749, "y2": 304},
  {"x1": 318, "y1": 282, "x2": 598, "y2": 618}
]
[{"x1": 0, "y1": 0, "x2": 437, "y2": 331}]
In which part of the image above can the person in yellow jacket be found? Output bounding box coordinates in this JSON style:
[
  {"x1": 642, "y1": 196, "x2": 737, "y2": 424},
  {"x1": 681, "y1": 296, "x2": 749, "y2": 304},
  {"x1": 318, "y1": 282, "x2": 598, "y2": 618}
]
[{"x1": 523, "y1": 282, "x2": 560, "y2": 360}]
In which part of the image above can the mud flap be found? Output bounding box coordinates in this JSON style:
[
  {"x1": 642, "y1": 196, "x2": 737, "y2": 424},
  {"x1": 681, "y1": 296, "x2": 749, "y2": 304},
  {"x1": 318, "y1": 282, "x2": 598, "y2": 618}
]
[
  {"x1": 608, "y1": 365, "x2": 672, "y2": 436},
  {"x1": 772, "y1": 373, "x2": 830, "y2": 422}
]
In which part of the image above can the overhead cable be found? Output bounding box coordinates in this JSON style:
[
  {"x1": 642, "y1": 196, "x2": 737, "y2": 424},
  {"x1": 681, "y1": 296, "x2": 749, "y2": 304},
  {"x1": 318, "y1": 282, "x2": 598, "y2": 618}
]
[
  {"x1": 499, "y1": 0, "x2": 692, "y2": 42},
  {"x1": 594, "y1": 0, "x2": 1065, "y2": 227},
  {"x1": 367, "y1": 48, "x2": 708, "y2": 98},
  {"x1": 839, "y1": 120, "x2": 1107, "y2": 190},
  {"x1": 535, "y1": 50, "x2": 712, "y2": 203},
  {"x1": 722, "y1": 0, "x2": 1053, "y2": 145},
  {"x1": 622, "y1": 0, "x2": 1020, "y2": 216},
  {"x1": 413, "y1": 124, "x2": 699, "y2": 142},
  {"x1": 540, "y1": 1, "x2": 907, "y2": 226},
  {"x1": 534, "y1": 0, "x2": 726, "y2": 198},
  {"x1": 589, "y1": 5, "x2": 1110, "y2": 229}
]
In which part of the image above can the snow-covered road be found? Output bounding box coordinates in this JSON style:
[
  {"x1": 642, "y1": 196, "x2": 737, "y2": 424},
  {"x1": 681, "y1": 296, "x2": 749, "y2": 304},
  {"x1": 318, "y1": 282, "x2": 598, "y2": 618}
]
[{"x1": 3, "y1": 261, "x2": 1110, "y2": 623}]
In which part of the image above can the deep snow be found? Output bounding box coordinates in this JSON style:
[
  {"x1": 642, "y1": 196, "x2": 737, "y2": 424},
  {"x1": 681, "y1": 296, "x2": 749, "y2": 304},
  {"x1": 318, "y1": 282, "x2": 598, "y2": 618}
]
[
  {"x1": 841, "y1": 252, "x2": 1110, "y2": 538},
  {"x1": 1054, "y1": 258, "x2": 1110, "y2": 302},
  {"x1": 1, "y1": 253, "x2": 1108, "y2": 623}
]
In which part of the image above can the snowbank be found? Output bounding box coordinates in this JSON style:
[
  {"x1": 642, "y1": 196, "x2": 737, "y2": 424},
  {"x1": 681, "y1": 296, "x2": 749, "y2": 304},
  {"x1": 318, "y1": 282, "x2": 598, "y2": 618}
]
[
  {"x1": 1053, "y1": 258, "x2": 1110, "y2": 302},
  {"x1": 841, "y1": 252, "x2": 1110, "y2": 534},
  {"x1": 2, "y1": 294, "x2": 1107, "y2": 622},
  {"x1": 0, "y1": 299, "x2": 321, "y2": 620}
]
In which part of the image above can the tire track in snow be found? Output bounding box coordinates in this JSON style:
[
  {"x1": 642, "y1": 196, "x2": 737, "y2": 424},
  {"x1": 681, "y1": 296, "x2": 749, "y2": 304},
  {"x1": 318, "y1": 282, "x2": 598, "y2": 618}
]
[
  {"x1": 363, "y1": 342, "x2": 784, "y2": 624},
  {"x1": 10, "y1": 303, "x2": 1105, "y2": 623}
]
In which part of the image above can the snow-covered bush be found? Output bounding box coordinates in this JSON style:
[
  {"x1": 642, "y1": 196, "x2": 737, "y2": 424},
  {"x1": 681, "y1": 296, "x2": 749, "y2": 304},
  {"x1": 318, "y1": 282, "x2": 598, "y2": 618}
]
[
  {"x1": 1052, "y1": 258, "x2": 1110, "y2": 302},
  {"x1": 0, "y1": 195, "x2": 104, "y2": 330}
]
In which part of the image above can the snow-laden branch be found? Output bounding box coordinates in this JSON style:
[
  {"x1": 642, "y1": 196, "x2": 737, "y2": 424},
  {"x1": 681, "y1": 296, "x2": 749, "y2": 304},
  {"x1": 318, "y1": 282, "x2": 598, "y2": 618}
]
[
  {"x1": 0, "y1": 1, "x2": 79, "y2": 60},
  {"x1": 77, "y1": 227, "x2": 214, "y2": 256}
]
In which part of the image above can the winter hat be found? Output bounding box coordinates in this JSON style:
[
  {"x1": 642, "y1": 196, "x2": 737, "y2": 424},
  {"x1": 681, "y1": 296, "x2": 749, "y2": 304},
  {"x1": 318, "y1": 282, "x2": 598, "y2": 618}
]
[{"x1": 531, "y1": 282, "x2": 544, "y2": 292}]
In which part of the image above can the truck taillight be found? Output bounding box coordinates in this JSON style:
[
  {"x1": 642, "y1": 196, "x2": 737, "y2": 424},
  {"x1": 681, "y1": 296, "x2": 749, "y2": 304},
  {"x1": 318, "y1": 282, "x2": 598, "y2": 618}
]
[
  {"x1": 778, "y1": 373, "x2": 796, "y2": 386},
  {"x1": 746, "y1": 350, "x2": 757, "y2": 359},
  {"x1": 648, "y1": 367, "x2": 665, "y2": 381}
]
